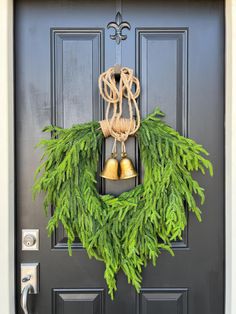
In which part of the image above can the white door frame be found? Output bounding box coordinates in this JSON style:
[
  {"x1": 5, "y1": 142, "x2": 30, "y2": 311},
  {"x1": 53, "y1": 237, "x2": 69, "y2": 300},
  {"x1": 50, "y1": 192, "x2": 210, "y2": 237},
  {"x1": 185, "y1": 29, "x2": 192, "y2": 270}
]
[
  {"x1": 0, "y1": 0, "x2": 15, "y2": 313},
  {"x1": 0, "y1": 0, "x2": 235, "y2": 313},
  {"x1": 225, "y1": 1, "x2": 236, "y2": 313}
]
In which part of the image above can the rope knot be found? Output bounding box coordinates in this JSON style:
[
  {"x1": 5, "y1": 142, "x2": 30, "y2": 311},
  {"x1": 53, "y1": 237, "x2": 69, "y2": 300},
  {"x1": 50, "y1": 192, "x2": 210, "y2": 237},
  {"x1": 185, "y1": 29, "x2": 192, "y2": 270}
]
[
  {"x1": 99, "y1": 118, "x2": 136, "y2": 140},
  {"x1": 99, "y1": 66, "x2": 141, "y2": 142}
]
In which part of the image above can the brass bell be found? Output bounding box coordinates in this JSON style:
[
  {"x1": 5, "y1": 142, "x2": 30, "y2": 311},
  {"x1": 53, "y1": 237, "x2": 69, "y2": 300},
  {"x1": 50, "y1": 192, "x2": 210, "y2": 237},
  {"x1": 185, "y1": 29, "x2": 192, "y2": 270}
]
[
  {"x1": 120, "y1": 153, "x2": 137, "y2": 180},
  {"x1": 100, "y1": 154, "x2": 119, "y2": 180}
]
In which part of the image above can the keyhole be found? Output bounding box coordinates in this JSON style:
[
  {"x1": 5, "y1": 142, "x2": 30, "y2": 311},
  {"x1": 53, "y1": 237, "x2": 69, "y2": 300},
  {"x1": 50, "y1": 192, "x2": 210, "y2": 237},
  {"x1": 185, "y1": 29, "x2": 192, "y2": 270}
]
[{"x1": 23, "y1": 234, "x2": 36, "y2": 247}]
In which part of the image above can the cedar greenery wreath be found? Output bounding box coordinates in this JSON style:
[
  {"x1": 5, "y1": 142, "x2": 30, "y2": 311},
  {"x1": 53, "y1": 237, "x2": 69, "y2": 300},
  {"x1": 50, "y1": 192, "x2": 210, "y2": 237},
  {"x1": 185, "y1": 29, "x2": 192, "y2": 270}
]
[{"x1": 33, "y1": 67, "x2": 213, "y2": 299}]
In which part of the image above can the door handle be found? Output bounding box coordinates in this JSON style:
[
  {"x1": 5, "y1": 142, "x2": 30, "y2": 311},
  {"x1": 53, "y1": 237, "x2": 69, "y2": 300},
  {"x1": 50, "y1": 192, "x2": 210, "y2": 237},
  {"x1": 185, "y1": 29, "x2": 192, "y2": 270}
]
[
  {"x1": 20, "y1": 263, "x2": 39, "y2": 314},
  {"x1": 21, "y1": 283, "x2": 33, "y2": 314}
]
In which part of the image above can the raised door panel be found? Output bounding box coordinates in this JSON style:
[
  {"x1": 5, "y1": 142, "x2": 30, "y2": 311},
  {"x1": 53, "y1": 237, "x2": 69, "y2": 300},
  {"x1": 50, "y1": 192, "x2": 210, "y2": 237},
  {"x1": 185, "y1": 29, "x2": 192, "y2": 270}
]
[
  {"x1": 136, "y1": 29, "x2": 188, "y2": 247},
  {"x1": 51, "y1": 29, "x2": 104, "y2": 248},
  {"x1": 52, "y1": 29, "x2": 104, "y2": 127},
  {"x1": 136, "y1": 29, "x2": 188, "y2": 135},
  {"x1": 137, "y1": 289, "x2": 188, "y2": 314},
  {"x1": 53, "y1": 289, "x2": 104, "y2": 314}
]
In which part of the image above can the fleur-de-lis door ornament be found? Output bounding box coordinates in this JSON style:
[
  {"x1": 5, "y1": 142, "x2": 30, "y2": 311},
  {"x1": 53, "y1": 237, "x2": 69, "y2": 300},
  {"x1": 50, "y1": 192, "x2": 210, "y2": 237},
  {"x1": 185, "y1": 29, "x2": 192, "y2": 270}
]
[{"x1": 107, "y1": 12, "x2": 131, "y2": 45}]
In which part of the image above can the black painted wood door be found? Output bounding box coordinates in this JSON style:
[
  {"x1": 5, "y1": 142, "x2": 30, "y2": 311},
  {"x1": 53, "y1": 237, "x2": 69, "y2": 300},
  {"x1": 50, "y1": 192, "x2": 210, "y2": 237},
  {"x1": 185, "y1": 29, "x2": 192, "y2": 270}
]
[{"x1": 15, "y1": 0, "x2": 224, "y2": 313}]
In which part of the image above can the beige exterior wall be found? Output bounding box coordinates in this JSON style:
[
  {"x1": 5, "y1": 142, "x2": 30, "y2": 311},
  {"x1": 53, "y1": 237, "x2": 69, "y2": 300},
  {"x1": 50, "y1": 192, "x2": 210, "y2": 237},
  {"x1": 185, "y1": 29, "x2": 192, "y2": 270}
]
[{"x1": 0, "y1": 0, "x2": 235, "y2": 313}]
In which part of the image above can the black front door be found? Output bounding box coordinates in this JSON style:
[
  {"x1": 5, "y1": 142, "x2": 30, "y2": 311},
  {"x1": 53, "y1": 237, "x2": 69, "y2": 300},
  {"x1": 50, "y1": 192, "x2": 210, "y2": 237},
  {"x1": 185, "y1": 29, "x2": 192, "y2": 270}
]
[{"x1": 15, "y1": 0, "x2": 225, "y2": 313}]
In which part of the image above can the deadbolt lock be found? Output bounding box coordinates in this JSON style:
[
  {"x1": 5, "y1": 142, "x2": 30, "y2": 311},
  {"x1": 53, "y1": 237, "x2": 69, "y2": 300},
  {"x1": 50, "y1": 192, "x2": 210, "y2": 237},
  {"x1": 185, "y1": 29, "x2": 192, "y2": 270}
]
[
  {"x1": 23, "y1": 234, "x2": 36, "y2": 247},
  {"x1": 22, "y1": 229, "x2": 39, "y2": 251}
]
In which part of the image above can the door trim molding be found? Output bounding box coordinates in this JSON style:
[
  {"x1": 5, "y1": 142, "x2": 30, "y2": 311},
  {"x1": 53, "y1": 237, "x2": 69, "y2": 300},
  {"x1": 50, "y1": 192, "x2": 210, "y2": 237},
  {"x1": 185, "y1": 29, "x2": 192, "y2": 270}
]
[
  {"x1": 0, "y1": 1, "x2": 234, "y2": 313},
  {"x1": 0, "y1": 0, "x2": 15, "y2": 313},
  {"x1": 225, "y1": 1, "x2": 236, "y2": 313}
]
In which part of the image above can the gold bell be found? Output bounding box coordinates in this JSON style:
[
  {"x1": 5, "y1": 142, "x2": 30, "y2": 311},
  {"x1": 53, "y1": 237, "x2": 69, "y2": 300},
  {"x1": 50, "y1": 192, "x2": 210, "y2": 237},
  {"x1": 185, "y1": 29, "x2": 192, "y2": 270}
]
[
  {"x1": 120, "y1": 153, "x2": 137, "y2": 180},
  {"x1": 100, "y1": 154, "x2": 119, "y2": 180}
]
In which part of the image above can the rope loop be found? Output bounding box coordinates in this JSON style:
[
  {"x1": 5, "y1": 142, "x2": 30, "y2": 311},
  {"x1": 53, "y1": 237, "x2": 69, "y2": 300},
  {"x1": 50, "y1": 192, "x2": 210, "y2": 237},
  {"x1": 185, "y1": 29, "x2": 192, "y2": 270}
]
[{"x1": 99, "y1": 66, "x2": 141, "y2": 142}]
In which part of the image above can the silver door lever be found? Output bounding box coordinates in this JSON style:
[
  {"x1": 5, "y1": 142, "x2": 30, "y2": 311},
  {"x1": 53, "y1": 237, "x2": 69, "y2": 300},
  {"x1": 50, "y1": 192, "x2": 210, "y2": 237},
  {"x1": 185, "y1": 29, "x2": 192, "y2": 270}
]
[
  {"x1": 21, "y1": 283, "x2": 34, "y2": 314},
  {"x1": 20, "y1": 263, "x2": 39, "y2": 314}
]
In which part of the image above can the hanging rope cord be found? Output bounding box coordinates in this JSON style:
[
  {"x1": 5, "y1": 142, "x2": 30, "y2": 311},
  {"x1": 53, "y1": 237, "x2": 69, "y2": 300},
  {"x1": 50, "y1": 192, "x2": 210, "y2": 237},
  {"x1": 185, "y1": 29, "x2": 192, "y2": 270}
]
[{"x1": 99, "y1": 67, "x2": 141, "y2": 146}]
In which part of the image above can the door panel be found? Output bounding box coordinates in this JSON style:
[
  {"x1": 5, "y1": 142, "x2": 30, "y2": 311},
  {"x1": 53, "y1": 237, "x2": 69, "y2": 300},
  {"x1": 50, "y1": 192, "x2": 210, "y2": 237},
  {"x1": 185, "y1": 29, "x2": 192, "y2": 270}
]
[
  {"x1": 53, "y1": 289, "x2": 104, "y2": 314},
  {"x1": 52, "y1": 30, "x2": 103, "y2": 127},
  {"x1": 15, "y1": 0, "x2": 224, "y2": 313},
  {"x1": 51, "y1": 29, "x2": 104, "y2": 249},
  {"x1": 138, "y1": 289, "x2": 188, "y2": 314},
  {"x1": 137, "y1": 29, "x2": 187, "y2": 134}
]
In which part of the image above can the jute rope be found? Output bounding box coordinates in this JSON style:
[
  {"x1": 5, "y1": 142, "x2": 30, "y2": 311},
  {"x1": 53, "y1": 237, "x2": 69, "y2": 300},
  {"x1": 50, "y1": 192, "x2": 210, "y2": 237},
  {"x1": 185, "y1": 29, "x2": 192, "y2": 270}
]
[
  {"x1": 99, "y1": 67, "x2": 141, "y2": 144},
  {"x1": 100, "y1": 118, "x2": 136, "y2": 138}
]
